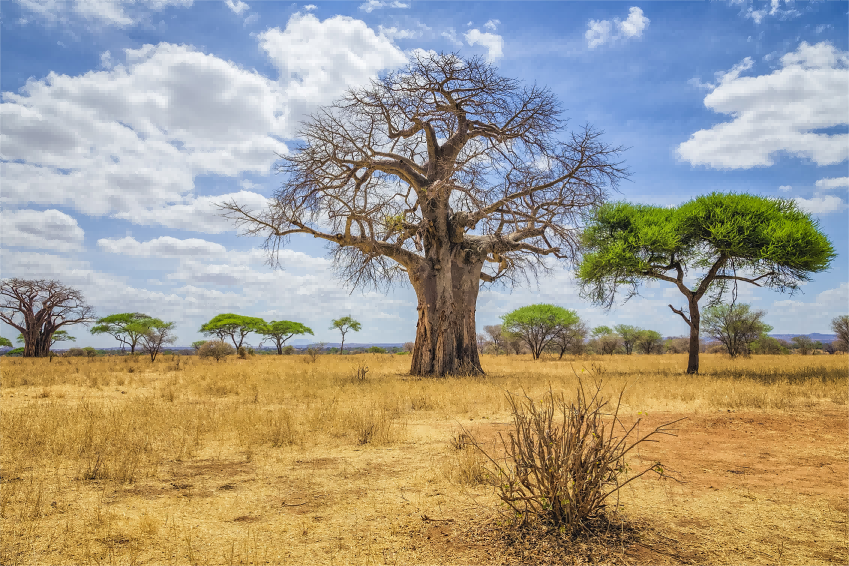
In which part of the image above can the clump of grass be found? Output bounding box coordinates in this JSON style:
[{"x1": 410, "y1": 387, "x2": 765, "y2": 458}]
[{"x1": 350, "y1": 406, "x2": 401, "y2": 445}]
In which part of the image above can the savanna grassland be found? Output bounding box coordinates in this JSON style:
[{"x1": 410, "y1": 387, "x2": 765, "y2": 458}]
[{"x1": 1, "y1": 353, "x2": 847, "y2": 565}]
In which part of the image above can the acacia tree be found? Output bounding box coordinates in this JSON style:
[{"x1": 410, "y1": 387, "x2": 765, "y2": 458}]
[
  {"x1": 832, "y1": 315, "x2": 849, "y2": 352},
  {"x1": 0, "y1": 337, "x2": 12, "y2": 348},
  {"x1": 502, "y1": 304, "x2": 576, "y2": 360},
  {"x1": 613, "y1": 324, "x2": 640, "y2": 355},
  {"x1": 259, "y1": 320, "x2": 314, "y2": 354},
  {"x1": 551, "y1": 317, "x2": 587, "y2": 359},
  {"x1": 591, "y1": 326, "x2": 621, "y2": 355},
  {"x1": 90, "y1": 313, "x2": 152, "y2": 353},
  {"x1": 701, "y1": 303, "x2": 771, "y2": 358},
  {"x1": 200, "y1": 314, "x2": 265, "y2": 350},
  {"x1": 578, "y1": 193, "x2": 835, "y2": 373},
  {"x1": 330, "y1": 316, "x2": 361, "y2": 354},
  {"x1": 220, "y1": 52, "x2": 626, "y2": 376},
  {"x1": 483, "y1": 324, "x2": 505, "y2": 353},
  {"x1": 0, "y1": 279, "x2": 95, "y2": 357},
  {"x1": 134, "y1": 318, "x2": 177, "y2": 362},
  {"x1": 635, "y1": 329, "x2": 663, "y2": 354}
]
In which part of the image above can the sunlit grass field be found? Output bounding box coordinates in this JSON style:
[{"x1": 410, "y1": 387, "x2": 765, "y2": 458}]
[{"x1": 2, "y1": 353, "x2": 847, "y2": 564}]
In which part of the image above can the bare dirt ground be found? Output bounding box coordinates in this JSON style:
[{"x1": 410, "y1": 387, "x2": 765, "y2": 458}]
[{"x1": 1, "y1": 354, "x2": 847, "y2": 565}]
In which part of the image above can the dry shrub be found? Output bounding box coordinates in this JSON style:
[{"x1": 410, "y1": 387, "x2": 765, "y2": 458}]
[
  {"x1": 470, "y1": 377, "x2": 683, "y2": 536},
  {"x1": 198, "y1": 340, "x2": 235, "y2": 361}
]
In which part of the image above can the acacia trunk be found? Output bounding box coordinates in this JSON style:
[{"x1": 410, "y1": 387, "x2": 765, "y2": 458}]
[
  {"x1": 687, "y1": 300, "x2": 700, "y2": 374},
  {"x1": 409, "y1": 256, "x2": 484, "y2": 377}
]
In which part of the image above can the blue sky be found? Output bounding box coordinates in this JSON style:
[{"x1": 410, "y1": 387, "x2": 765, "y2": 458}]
[{"x1": 2, "y1": 0, "x2": 847, "y2": 347}]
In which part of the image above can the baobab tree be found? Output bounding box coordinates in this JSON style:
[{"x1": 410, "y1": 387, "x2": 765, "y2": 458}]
[
  {"x1": 221, "y1": 52, "x2": 626, "y2": 376},
  {"x1": 0, "y1": 279, "x2": 95, "y2": 357}
]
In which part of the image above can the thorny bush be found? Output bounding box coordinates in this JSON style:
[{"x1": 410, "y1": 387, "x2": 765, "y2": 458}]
[{"x1": 468, "y1": 374, "x2": 684, "y2": 537}]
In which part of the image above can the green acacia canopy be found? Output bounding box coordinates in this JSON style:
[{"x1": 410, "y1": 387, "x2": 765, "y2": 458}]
[
  {"x1": 259, "y1": 320, "x2": 314, "y2": 354},
  {"x1": 200, "y1": 314, "x2": 266, "y2": 350},
  {"x1": 0, "y1": 337, "x2": 12, "y2": 348},
  {"x1": 90, "y1": 313, "x2": 151, "y2": 353},
  {"x1": 577, "y1": 192, "x2": 835, "y2": 373},
  {"x1": 501, "y1": 304, "x2": 580, "y2": 360},
  {"x1": 579, "y1": 194, "x2": 834, "y2": 303}
]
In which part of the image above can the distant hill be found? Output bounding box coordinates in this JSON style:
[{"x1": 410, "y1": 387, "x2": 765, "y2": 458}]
[{"x1": 769, "y1": 333, "x2": 837, "y2": 343}]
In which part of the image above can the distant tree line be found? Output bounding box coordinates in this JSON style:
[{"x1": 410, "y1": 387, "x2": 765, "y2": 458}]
[{"x1": 474, "y1": 303, "x2": 848, "y2": 358}]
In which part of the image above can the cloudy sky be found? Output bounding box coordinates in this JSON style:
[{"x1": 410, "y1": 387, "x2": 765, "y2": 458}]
[{"x1": 2, "y1": 0, "x2": 847, "y2": 347}]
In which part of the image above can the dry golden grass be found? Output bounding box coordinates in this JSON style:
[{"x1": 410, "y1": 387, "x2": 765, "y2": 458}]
[{"x1": 1, "y1": 352, "x2": 846, "y2": 565}]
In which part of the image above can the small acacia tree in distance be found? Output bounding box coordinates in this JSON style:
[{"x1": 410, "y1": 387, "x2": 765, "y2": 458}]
[
  {"x1": 259, "y1": 320, "x2": 314, "y2": 354},
  {"x1": 331, "y1": 316, "x2": 361, "y2": 354},
  {"x1": 219, "y1": 51, "x2": 627, "y2": 377},
  {"x1": 134, "y1": 318, "x2": 177, "y2": 362},
  {"x1": 501, "y1": 304, "x2": 577, "y2": 360},
  {"x1": 701, "y1": 303, "x2": 771, "y2": 358},
  {"x1": 832, "y1": 315, "x2": 849, "y2": 352},
  {"x1": 636, "y1": 329, "x2": 664, "y2": 354},
  {"x1": 0, "y1": 278, "x2": 95, "y2": 357},
  {"x1": 578, "y1": 193, "x2": 835, "y2": 373},
  {"x1": 0, "y1": 337, "x2": 12, "y2": 348},
  {"x1": 483, "y1": 324, "x2": 505, "y2": 354},
  {"x1": 550, "y1": 314, "x2": 586, "y2": 359},
  {"x1": 200, "y1": 314, "x2": 265, "y2": 350},
  {"x1": 591, "y1": 326, "x2": 621, "y2": 355},
  {"x1": 90, "y1": 313, "x2": 152, "y2": 354},
  {"x1": 613, "y1": 324, "x2": 640, "y2": 355},
  {"x1": 791, "y1": 335, "x2": 821, "y2": 355}
]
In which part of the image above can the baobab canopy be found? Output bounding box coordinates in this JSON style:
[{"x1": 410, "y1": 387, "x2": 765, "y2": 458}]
[{"x1": 221, "y1": 51, "x2": 628, "y2": 376}]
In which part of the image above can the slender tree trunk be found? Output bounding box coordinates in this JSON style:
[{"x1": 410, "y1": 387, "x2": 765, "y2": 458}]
[
  {"x1": 276, "y1": 340, "x2": 283, "y2": 355},
  {"x1": 340, "y1": 333, "x2": 345, "y2": 354},
  {"x1": 687, "y1": 299, "x2": 700, "y2": 374},
  {"x1": 409, "y1": 253, "x2": 484, "y2": 376}
]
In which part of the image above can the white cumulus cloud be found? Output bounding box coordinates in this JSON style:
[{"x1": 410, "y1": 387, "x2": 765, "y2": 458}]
[
  {"x1": 792, "y1": 194, "x2": 848, "y2": 214},
  {"x1": 677, "y1": 41, "x2": 849, "y2": 169},
  {"x1": 358, "y1": 0, "x2": 408, "y2": 13},
  {"x1": 586, "y1": 7, "x2": 649, "y2": 49},
  {"x1": 2, "y1": 209, "x2": 85, "y2": 251},
  {"x1": 740, "y1": 0, "x2": 800, "y2": 25},
  {"x1": 2, "y1": 12, "x2": 411, "y2": 234},
  {"x1": 483, "y1": 19, "x2": 500, "y2": 31},
  {"x1": 112, "y1": 190, "x2": 270, "y2": 234},
  {"x1": 1, "y1": 43, "x2": 288, "y2": 218},
  {"x1": 464, "y1": 28, "x2": 503, "y2": 62},
  {"x1": 259, "y1": 13, "x2": 408, "y2": 123},
  {"x1": 815, "y1": 177, "x2": 849, "y2": 190},
  {"x1": 14, "y1": 0, "x2": 193, "y2": 27},
  {"x1": 97, "y1": 236, "x2": 228, "y2": 258},
  {"x1": 224, "y1": 0, "x2": 249, "y2": 14}
]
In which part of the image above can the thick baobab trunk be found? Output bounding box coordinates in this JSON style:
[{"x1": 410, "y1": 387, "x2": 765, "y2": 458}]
[
  {"x1": 687, "y1": 300, "x2": 700, "y2": 374},
  {"x1": 409, "y1": 254, "x2": 484, "y2": 377},
  {"x1": 23, "y1": 328, "x2": 52, "y2": 358}
]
